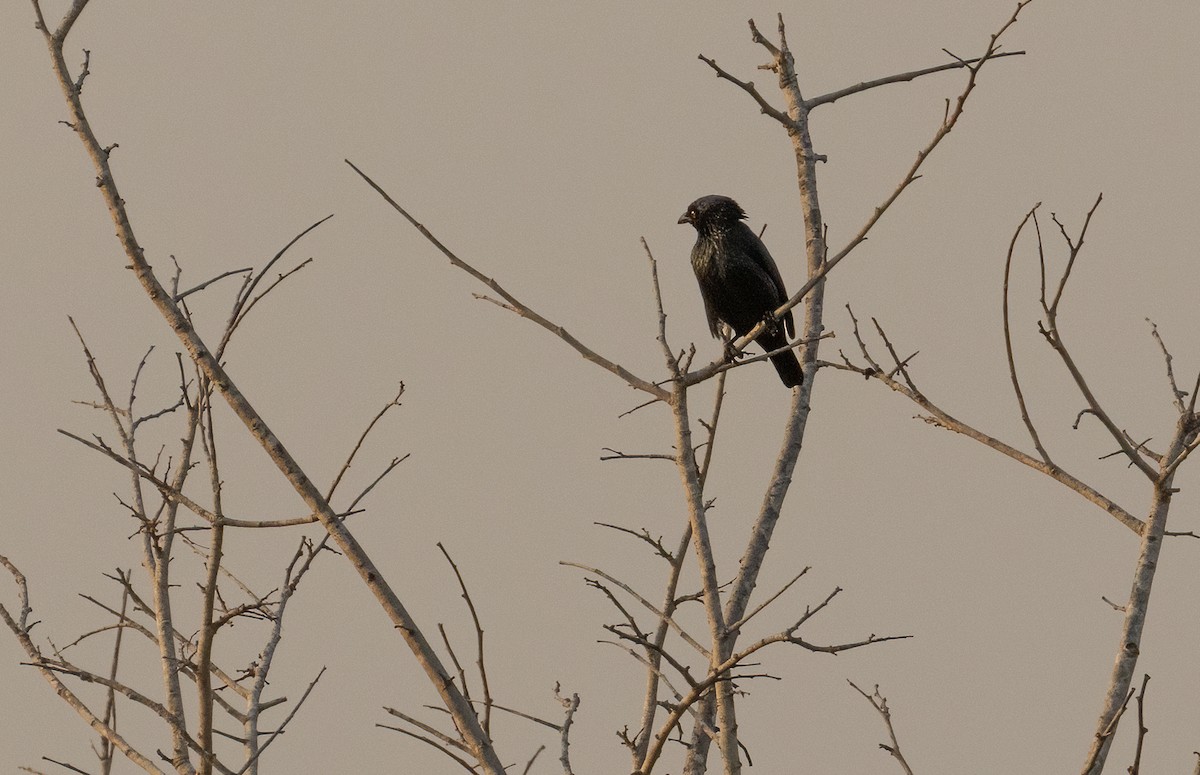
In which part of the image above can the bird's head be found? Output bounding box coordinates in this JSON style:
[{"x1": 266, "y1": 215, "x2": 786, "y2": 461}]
[{"x1": 678, "y1": 195, "x2": 747, "y2": 233}]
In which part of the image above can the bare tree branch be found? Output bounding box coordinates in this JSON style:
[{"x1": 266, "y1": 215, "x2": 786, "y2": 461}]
[
  {"x1": 807, "y1": 50, "x2": 1026, "y2": 108},
  {"x1": 1, "y1": 557, "x2": 163, "y2": 774},
  {"x1": 173, "y1": 267, "x2": 253, "y2": 303},
  {"x1": 561, "y1": 562, "x2": 708, "y2": 658},
  {"x1": 437, "y1": 543, "x2": 492, "y2": 737},
  {"x1": 31, "y1": 11, "x2": 504, "y2": 772},
  {"x1": 1129, "y1": 674, "x2": 1150, "y2": 775},
  {"x1": 1081, "y1": 411, "x2": 1197, "y2": 773},
  {"x1": 1003, "y1": 204, "x2": 1054, "y2": 465},
  {"x1": 555, "y1": 686, "x2": 580, "y2": 775},
  {"x1": 347, "y1": 159, "x2": 668, "y2": 400},
  {"x1": 849, "y1": 682, "x2": 915, "y2": 775}
]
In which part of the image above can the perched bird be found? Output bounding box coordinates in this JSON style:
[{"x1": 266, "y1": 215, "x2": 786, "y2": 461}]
[{"x1": 679, "y1": 195, "x2": 804, "y2": 388}]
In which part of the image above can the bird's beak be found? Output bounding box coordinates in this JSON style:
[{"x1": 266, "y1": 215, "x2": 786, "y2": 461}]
[{"x1": 677, "y1": 213, "x2": 690, "y2": 225}]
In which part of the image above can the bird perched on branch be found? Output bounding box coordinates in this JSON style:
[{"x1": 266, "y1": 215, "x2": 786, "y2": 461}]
[{"x1": 678, "y1": 195, "x2": 804, "y2": 388}]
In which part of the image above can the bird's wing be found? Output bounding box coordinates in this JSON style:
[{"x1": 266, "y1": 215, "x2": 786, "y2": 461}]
[
  {"x1": 699, "y1": 280, "x2": 722, "y2": 339},
  {"x1": 742, "y1": 224, "x2": 795, "y2": 338},
  {"x1": 690, "y1": 240, "x2": 725, "y2": 339}
]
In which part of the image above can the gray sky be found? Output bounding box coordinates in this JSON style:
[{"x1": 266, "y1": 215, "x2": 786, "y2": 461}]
[{"x1": 3, "y1": 2, "x2": 1200, "y2": 772}]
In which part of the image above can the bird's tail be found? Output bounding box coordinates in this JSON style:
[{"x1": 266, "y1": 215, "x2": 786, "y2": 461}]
[{"x1": 770, "y1": 350, "x2": 804, "y2": 388}]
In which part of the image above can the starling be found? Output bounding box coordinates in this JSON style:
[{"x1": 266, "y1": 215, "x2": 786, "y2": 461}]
[{"x1": 678, "y1": 195, "x2": 804, "y2": 388}]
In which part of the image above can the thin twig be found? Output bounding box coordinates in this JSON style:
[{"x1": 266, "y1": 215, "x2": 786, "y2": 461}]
[
  {"x1": 555, "y1": 685, "x2": 580, "y2": 775},
  {"x1": 726, "y1": 567, "x2": 810, "y2": 635},
  {"x1": 561, "y1": 562, "x2": 709, "y2": 658},
  {"x1": 235, "y1": 667, "x2": 327, "y2": 775},
  {"x1": 521, "y1": 745, "x2": 546, "y2": 775},
  {"x1": 1003, "y1": 204, "x2": 1054, "y2": 465},
  {"x1": 326, "y1": 384, "x2": 406, "y2": 502},
  {"x1": 472, "y1": 699, "x2": 560, "y2": 732},
  {"x1": 848, "y1": 681, "x2": 915, "y2": 775},
  {"x1": 174, "y1": 268, "x2": 254, "y2": 302},
  {"x1": 1147, "y1": 320, "x2": 1187, "y2": 413},
  {"x1": 807, "y1": 50, "x2": 1026, "y2": 108},
  {"x1": 348, "y1": 160, "x2": 668, "y2": 400},
  {"x1": 1036, "y1": 195, "x2": 1157, "y2": 481},
  {"x1": 1130, "y1": 674, "x2": 1150, "y2": 775},
  {"x1": 376, "y1": 724, "x2": 476, "y2": 773},
  {"x1": 437, "y1": 543, "x2": 492, "y2": 737},
  {"x1": 381, "y1": 707, "x2": 469, "y2": 753}
]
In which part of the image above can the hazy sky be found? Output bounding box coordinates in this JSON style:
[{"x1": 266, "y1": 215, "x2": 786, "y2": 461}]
[{"x1": 3, "y1": 2, "x2": 1200, "y2": 773}]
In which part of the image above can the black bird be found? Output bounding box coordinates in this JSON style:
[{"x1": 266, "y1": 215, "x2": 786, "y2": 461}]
[{"x1": 678, "y1": 195, "x2": 804, "y2": 388}]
